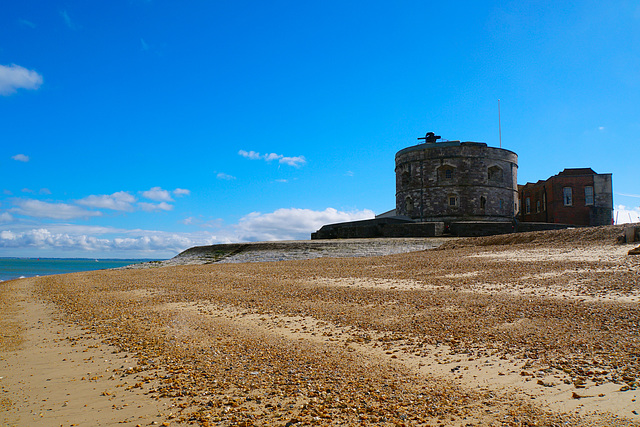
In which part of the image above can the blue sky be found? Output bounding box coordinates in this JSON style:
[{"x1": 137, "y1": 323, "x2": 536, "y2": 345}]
[{"x1": 1, "y1": 0, "x2": 639, "y2": 259}]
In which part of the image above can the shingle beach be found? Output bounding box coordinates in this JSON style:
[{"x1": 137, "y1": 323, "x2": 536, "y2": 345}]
[{"x1": 2, "y1": 225, "x2": 639, "y2": 426}]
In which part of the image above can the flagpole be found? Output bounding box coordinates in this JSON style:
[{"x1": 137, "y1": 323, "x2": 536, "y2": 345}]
[{"x1": 498, "y1": 99, "x2": 502, "y2": 148}]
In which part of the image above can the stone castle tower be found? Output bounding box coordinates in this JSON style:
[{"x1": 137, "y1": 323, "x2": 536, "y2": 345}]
[{"x1": 395, "y1": 133, "x2": 518, "y2": 223}]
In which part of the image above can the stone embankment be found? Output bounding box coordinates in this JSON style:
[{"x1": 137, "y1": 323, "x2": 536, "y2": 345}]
[{"x1": 127, "y1": 238, "x2": 447, "y2": 268}]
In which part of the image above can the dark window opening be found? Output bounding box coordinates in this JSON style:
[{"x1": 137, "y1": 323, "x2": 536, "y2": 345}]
[
  {"x1": 563, "y1": 187, "x2": 573, "y2": 206},
  {"x1": 488, "y1": 166, "x2": 503, "y2": 182}
]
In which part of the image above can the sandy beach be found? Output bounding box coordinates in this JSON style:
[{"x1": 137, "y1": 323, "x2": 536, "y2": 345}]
[{"x1": 2, "y1": 226, "x2": 640, "y2": 426}]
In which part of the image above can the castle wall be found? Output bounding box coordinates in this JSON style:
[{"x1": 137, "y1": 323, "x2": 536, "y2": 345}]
[{"x1": 395, "y1": 141, "x2": 518, "y2": 222}]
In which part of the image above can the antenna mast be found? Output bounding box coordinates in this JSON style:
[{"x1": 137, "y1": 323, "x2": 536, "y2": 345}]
[{"x1": 498, "y1": 99, "x2": 502, "y2": 148}]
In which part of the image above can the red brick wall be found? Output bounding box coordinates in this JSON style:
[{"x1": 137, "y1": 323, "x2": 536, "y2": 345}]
[
  {"x1": 520, "y1": 181, "x2": 548, "y2": 222},
  {"x1": 547, "y1": 175, "x2": 594, "y2": 226},
  {"x1": 520, "y1": 174, "x2": 596, "y2": 226}
]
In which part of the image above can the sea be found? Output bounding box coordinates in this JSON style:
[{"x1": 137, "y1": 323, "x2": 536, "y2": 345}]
[{"x1": 0, "y1": 258, "x2": 157, "y2": 282}]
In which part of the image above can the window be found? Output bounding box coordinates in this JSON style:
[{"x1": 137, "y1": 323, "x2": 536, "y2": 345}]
[
  {"x1": 585, "y1": 186, "x2": 594, "y2": 205},
  {"x1": 563, "y1": 187, "x2": 573, "y2": 206},
  {"x1": 438, "y1": 165, "x2": 455, "y2": 182},
  {"x1": 499, "y1": 199, "x2": 504, "y2": 209},
  {"x1": 525, "y1": 197, "x2": 531, "y2": 214},
  {"x1": 480, "y1": 196, "x2": 486, "y2": 209},
  {"x1": 448, "y1": 194, "x2": 458, "y2": 207},
  {"x1": 488, "y1": 166, "x2": 503, "y2": 182},
  {"x1": 401, "y1": 172, "x2": 411, "y2": 187},
  {"x1": 536, "y1": 200, "x2": 541, "y2": 213},
  {"x1": 405, "y1": 197, "x2": 414, "y2": 215},
  {"x1": 543, "y1": 193, "x2": 546, "y2": 211}
]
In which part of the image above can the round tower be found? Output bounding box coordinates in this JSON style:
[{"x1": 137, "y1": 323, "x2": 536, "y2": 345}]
[{"x1": 395, "y1": 133, "x2": 518, "y2": 223}]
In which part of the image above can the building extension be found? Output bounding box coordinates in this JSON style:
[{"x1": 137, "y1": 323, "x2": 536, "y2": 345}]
[{"x1": 519, "y1": 168, "x2": 613, "y2": 226}]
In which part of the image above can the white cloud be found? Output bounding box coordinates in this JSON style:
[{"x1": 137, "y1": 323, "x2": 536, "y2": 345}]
[
  {"x1": 39, "y1": 188, "x2": 51, "y2": 195},
  {"x1": 141, "y1": 187, "x2": 173, "y2": 202},
  {"x1": 217, "y1": 172, "x2": 236, "y2": 180},
  {"x1": 173, "y1": 188, "x2": 190, "y2": 197},
  {"x1": 182, "y1": 216, "x2": 196, "y2": 225},
  {"x1": 0, "y1": 64, "x2": 43, "y2": 96},
  {"x1": 19, "y1": 19, "x2": 36, "y2": 28},
  {"x1": 11, "y1": 199, "x2": 101, "y2": 220},
  {"x1": 239, "y1": 150, "x2": 307, "y2": 167},
  {"x1": 238, "y1": 150, "x2": 262, "y2": 160},
  {"x1": 138, "y1": 201, "x2": 173, "y2": 212},
  {"x1": 60, "y1": 10, "x2": 76, "y2": 29},
  {"x1": 279, "y1": 156, "x2": 306, "y2": 167},
  {"x1": 0, "y1": 228, "x2": 104, "y2": 251},
  {"x1": 0, "y1": 227, "x2": 218, "y2": 257},
  {"x1": 0, "y1": 212, "x2": 13, "y2": 222},
  {"x1": 235, "y1": 207, "x2": 375, "y2": 241},
  {"x1": 614, "y1": 205, "x2": 640, "y2": 224},
  {"x1": 77, "y1": 191, "x2": 137, "y2": 211},
  {"x1": 39, "y1": 224, "x2": 122, "y2": 236},
  {"x1": 0, "y1": 206, "x2": 375, "y2": 258},
  {"x1": 182, "y1": 216, "x2": 223, "y2": 228},
  {"x1": 12, "y1": 154, "x2": 29, "y2": 162},
  {"x1": 617, "y1": 193, "x2": 640, "y2": 198}
]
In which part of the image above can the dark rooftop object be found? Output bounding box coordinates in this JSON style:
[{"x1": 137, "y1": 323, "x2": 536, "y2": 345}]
[{"x1": 417, "y1": 132, "x2": 441, "y2": 143}]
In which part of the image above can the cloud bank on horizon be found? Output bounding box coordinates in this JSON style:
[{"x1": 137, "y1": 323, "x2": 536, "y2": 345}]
[{"x1": 0, "y1": 191, "x2": 375, "y2": 258}]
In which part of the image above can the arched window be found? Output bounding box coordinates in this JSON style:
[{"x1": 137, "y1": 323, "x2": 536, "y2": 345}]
[{"x1": 405, "y1": 197, "x2": 414, "y2": 216}]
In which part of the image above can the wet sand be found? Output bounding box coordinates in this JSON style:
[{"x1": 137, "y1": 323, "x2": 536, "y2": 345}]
[{"x1": 1, "y1": 226, "x2": 639, "y2": 426}]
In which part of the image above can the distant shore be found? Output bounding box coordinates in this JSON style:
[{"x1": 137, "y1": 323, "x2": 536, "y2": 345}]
[{"x1": 1, "y1": 225, "x2": 639, "y2": 426}]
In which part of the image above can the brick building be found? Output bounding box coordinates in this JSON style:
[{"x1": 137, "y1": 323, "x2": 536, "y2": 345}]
[
  {"x1": 312, "y1": 132, "x2": 614, "y2": 239},
  {"x1": 519, "y1": 168, "x2": 613, "y2": 226}
]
